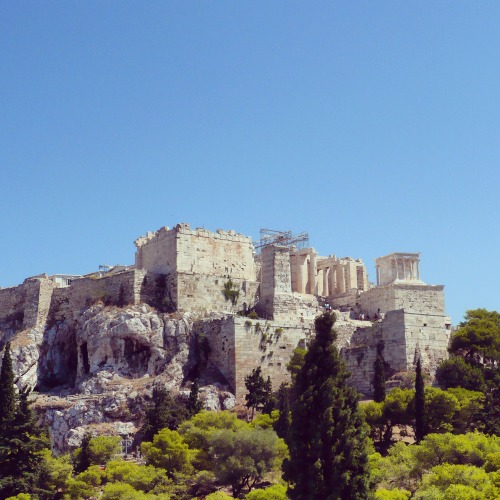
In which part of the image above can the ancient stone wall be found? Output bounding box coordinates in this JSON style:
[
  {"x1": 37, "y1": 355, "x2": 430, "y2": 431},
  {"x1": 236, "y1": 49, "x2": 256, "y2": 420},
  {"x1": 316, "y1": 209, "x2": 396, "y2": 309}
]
[
  {"x1": 0, "y1": 277, "x2": 57, "y2": 340},
  {"x1": 48, "y1": 270, "x2": 143, "y2": 323},
  {"x1": 258, "y1": 245, "x2": 293, "y2": 320},
  {"x1": 0, "y1": 283, "x2": 27, "y2": 336},
  {"x1": 342, "y1": 307, "x2": 451, "y2": 395},
  {"x1": 359, "y1": 283, "x2": 446, "y2": 317},
  {"x1": 200, "y1": 316, "x2": 313, "y2": 402},
  {"x1": 177, "y1": 274, "x2": 259, "y2": 314},
  {"x1": 135, "y1": 223, "x2": 256, "y2": 281},
  {"x1": 134, "y1": 226, "x2": 178, "y2": 274}
]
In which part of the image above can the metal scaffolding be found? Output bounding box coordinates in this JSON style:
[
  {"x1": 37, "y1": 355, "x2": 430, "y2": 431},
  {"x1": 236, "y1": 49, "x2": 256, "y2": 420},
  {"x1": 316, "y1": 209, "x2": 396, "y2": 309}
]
[{"x1": 255, "y1": 228, "x2": 309, "y2": 253}]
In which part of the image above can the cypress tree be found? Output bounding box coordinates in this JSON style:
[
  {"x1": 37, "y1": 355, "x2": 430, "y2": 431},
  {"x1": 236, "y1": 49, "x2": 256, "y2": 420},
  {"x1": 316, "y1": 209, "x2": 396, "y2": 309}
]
[
  {"x1": 0, "y1": 383, "x2": 48, "y2": 498},
  {"x1": 274, "y1": 383, "x2": 291, "y2": 440},
  {"x1": 284, "y1": 312, "x2": 371, "y2": 500},
  {"x1": 415, "y1": 357, "x2": 426, "y2": 443},
  {"x1": 373, "y1": 353, "x2": 386, "y2": 403},
  {"x1": 187, "y1": 379, "x2": 203, "y2": 416},
  {"x1": 0, "y1": 342, "x2": 17, "y2": 434},
  {"x1": 74, "y1": 432, "x2": 92, "y2": 473}
]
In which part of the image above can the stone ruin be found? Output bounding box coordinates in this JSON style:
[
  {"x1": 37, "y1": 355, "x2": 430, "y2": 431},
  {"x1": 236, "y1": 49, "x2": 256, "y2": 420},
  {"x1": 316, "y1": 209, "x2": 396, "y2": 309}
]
[{"x1": 0, "y1": 223, "x2": 451, "y2": 433}]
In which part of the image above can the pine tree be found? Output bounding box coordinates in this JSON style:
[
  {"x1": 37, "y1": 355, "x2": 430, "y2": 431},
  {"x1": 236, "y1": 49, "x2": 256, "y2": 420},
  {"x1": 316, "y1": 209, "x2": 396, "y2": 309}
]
[
  {"x1": 284, "y1": 312, "x2": 371, "y2": 500},
  {"x1": 415, "y1": 357, "x2": 426, "y2": 443},
  {"x1": 373, "y1": 353, "x2": 386, "y2": 403},
  {"x1": 0, "y1": 342, "x2": 17, "y2": 434},
  {"x1": 245, "y1": 367, "x2": 272, "y2": 419},
  {"x1": 142, "y1": 386, "x2": 189, "y2": 441}
]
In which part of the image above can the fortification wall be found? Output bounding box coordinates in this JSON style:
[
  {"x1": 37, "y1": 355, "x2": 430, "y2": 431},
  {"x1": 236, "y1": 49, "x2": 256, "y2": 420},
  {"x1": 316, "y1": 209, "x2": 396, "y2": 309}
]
[
  {"x1": 48, "y1": 270, "x2": 143, "y2": 323},
  {"x1": 359, "y1": 284, "x2": 446, "y2": 317},
  {"x1": 0, "y1": 283, "x2": 27, "y2": 334},
  {"x1": 134, "y1": 226, "x2": 178, "y2": 274},
  {"x1": 0, "y1": 277, "x2": 57, "y2": 340},
  {"x1": 403, "y1": 311, "x2": 451, "y2": 372},
  {"x1": 177, "y1": 274, "x2": 259, "y2": 314},
  {"x1": 200, "y1": 316, "x2": 313, "y2": 402},
  {"x1": 342, "y1": 308, "x2": 450, "y2": 395},
  {"x1": 177, "y1": 226, "x2": 255, "y2": 280},
  {"x1": 135, "y1": 224, "x2": 256, "y2": 281}
]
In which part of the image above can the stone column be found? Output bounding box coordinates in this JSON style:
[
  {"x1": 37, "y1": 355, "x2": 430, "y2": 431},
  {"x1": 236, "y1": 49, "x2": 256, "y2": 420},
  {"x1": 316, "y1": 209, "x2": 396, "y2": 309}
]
[
  {"x1": 308, "y1": 252, "x2": 317, "y2": 295},
  {"x1": 323, "y1": 268, "x2": 330, "y2": 296},
  {"x1": 339, "y1": 266, "x2": 346, "y2": 294}
]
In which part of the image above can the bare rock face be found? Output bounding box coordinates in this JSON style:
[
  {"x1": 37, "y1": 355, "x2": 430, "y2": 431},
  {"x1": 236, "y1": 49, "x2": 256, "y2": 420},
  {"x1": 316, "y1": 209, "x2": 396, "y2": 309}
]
[
  {"x1": 1, "y1": 304, "x2": 233, "y2": 453},
  {"x1": 8, "y1": 326, "x2": 45, "y2": 391}
]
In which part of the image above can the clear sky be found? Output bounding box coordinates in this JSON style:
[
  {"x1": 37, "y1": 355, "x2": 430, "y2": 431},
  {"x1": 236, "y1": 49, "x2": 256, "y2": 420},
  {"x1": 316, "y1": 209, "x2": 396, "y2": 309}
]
[{"x1": 1, "y1": 2, "x2": 499, "y2": 324}]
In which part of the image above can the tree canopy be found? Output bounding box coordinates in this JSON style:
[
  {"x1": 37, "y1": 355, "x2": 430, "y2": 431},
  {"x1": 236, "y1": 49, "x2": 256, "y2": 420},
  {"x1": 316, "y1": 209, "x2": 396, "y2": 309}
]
[{"x1": 284, "y1": 312, "x2": 371, "y2": 499}]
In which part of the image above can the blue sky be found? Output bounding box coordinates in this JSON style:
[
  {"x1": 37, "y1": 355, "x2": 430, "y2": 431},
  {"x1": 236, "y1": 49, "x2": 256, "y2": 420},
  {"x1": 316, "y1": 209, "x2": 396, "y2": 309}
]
[{"x1": 1, "y1": 2, "x2": 498, "y2": 324}]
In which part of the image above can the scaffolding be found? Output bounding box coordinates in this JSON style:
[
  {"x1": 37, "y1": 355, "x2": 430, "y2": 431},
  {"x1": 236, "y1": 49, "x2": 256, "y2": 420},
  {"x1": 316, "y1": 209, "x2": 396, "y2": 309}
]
[{"x1": 255, "y1": 228, "x2": 309, "y2": 253}]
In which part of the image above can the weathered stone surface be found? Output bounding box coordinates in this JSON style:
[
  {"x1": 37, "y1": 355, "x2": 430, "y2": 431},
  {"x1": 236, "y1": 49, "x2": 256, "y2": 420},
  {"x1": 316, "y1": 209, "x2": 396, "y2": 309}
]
[{"x1": 0, "y1": 222, "x2": 452, "y2": 452}]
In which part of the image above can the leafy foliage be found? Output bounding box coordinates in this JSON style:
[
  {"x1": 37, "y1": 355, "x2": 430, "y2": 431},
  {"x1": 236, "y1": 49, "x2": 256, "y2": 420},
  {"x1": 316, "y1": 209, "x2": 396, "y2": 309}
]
[
  {"x1": 415, "y1": 358, "x2": 425, "y2": 443},
  {"x1": 245, "y1": 367, "x2": 272, "y2": 418},
  {"x1": 187, "y1": 379, "x2": 203, "y2": 416},
  {"x1": 0, "y1": 342, "x2": 16, "y2": 433},
  {"x1": 372, "y1": 431, "x2": 500, "y2": 494},
  {"x1": 142, "y1": 428, "x2": 194, "y2": 477},
  {"x1": 284, "y1": 312, "x2": 371, "y2": 499},
  {"x1": 450, "y1": 309, "x2": 500, "y2": 363},
  {"x1": 0, "y1": 374, "x2": 49, "y2": 498},
  {"x1": 142, "y1": 386, "x2": 189, "y2": 441},
  {"x1": 245, "y1": 483, "x2": 287, "y2": 499},
  {"x1": 222, "y1": 279, "x2": 240, "y2": 306},
  {"x1": 209, "y1": 427, "x2": 287, "y2": 497},
  {"x1": 436, "y1": 356, "x2": 486, "y2": 392},
  {"x1": 373, "y1": 352, "x2": 387, "y2": 403}
]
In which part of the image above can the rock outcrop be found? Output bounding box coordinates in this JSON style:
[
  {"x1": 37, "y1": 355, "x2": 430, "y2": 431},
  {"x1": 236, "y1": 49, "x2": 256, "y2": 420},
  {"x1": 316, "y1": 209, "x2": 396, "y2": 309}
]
[{"x1": 2, "y1": 303, "x2": 233, "y2": 452}]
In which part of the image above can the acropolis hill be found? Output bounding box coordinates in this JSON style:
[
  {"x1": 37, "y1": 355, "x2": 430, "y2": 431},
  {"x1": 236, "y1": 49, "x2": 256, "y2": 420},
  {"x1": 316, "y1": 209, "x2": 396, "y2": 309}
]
[{"x1": 0, "y1": 223, "x2": 451, "y2": 451}]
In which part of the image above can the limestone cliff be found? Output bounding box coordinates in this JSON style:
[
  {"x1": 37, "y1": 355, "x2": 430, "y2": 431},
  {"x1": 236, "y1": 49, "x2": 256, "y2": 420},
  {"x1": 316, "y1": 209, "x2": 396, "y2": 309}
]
[{"x1": 1, "y1": 303, "x2": 235, "y2": 452}]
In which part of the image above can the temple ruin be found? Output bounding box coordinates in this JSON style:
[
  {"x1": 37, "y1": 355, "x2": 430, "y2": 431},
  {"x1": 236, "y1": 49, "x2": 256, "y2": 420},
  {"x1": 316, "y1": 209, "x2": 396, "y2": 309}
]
[{"x1": 0, "y1": 223, "x2": 451, "y2": 401}]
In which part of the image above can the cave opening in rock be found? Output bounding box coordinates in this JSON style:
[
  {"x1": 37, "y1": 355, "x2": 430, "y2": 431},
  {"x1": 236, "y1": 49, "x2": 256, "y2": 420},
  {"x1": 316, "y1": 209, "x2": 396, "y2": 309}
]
[
  {"x1": 81, "y1": 342, "x2": 90, "y2": 374},
  {"x1": 124, "y1": 338, "x2": 151, "y2": 376},
  {"x1": 36, "y1": 326, "x2": 78, "y2": 391}
]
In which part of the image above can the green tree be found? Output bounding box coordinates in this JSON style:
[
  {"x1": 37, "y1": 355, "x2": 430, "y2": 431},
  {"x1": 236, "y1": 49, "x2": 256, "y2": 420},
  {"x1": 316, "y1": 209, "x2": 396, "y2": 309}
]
[
  {"x1": 273, "y1": 383, "x2": 291, "y2": 440},
  {"x1": 142, "y1": 386, "x2": 189, "y2": 441},
  {"x1": 105, "y1": 459, "x2": 172, "y2": 494},
  {"x1": 373, "y1": 349, "x2": 386, "y2": 403},
  {"x1": 0, "y1": 342, "x2": 16, "y2": 434},
  {"x1": 245, "y1": 367, "x2": 272, "y2": 419},
  {"x1": 206, "y1": 492, "x2": 233, "y2": 500},
  {"x1": 374, "y1": 489, "x2": 411, "y2": 500},
  {"x1": 187, "y1": 379, "x2": 203, "y2": 417},
  {"x1": 449, "y1": 309, "x2": 500, "y2": 364},
  {"x1": 209, "y1": 427, "x2": 287, "y2": 498},
  {"x1": 382, "y1": 388, "x2": 414, "y2": 445},
  {"x1": 415, "y1": 358, "x2": 425, "y2": 443},
  {"x1": 33, "y1": 449, "x2": 73, "y2": 498},
  {"x1": 284, "y1": 312, "x2": 371, "y2": 499},
  {"x1": 286, "y1": 347, "x2": 306, "y2": 382},
  {"x1": 141, "y1": 428, "x2": 194, "y2": 477},
  {"x1": 416, "y1": 463, "x2": 499, "y2": 499},
  {"x1": 245, "y1": 483, "x2": 287, "y2": 499},
  {"x1": 76, "y1": 435, "x2": 122, "y2": 466},
  {"x1": 73, "y1": 432, "x2": 92, "y2": 473},
  {"x1": 0, "y1": 385, "x2": 49, "y2": 498},
  {"x1": 375, "y1": 432, "x2": 500, "y2": 494},
  {"x1": 178, "y1": 410, "x2": 246, "y2": 471},
  {"x1": 436, "y1": 356, "x2": 486, "y2": 392}
]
